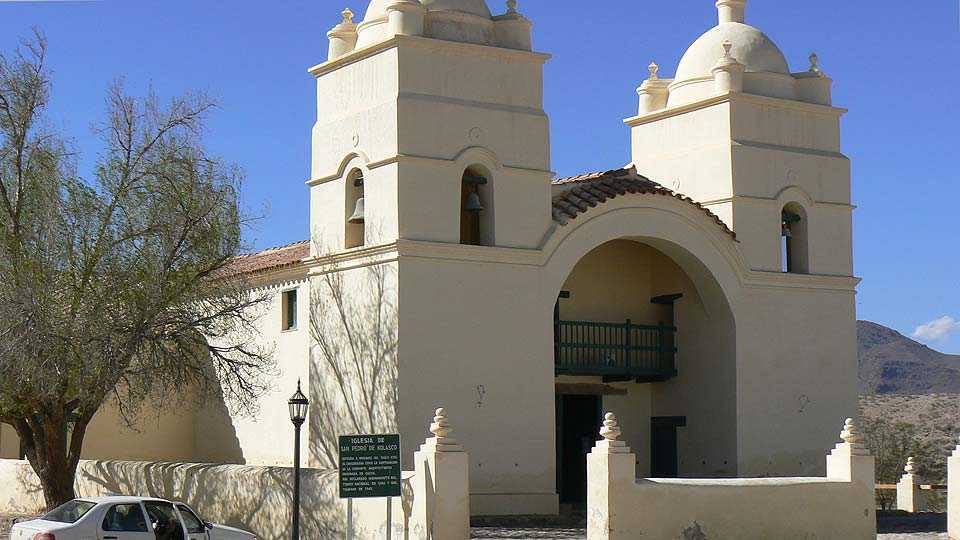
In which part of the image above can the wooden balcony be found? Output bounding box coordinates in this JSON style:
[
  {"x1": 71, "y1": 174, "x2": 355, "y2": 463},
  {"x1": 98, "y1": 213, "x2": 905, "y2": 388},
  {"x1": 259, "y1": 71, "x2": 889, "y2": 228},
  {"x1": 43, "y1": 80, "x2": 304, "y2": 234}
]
[{"x1": 554, "y1": 319, "x2": 678, "y2": 382}]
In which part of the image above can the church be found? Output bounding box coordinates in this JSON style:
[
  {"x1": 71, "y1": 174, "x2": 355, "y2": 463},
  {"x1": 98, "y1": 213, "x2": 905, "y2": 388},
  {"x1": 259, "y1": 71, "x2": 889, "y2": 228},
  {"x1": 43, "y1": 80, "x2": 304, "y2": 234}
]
[{"x1": 0, "y1": 0, "x2": 860, "y2": 518}]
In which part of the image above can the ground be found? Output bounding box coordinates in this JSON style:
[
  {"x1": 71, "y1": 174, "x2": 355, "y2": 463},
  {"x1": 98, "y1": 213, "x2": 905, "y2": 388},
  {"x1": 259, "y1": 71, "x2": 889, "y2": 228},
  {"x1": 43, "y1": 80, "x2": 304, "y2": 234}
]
[{"x1": 0, "y1": 514, "x2": 949, "y2": 539}]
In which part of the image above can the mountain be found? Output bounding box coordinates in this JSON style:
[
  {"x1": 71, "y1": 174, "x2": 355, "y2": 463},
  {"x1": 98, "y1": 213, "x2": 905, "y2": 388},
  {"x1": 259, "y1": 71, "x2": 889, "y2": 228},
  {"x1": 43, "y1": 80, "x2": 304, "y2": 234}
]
[{"x1": 858, "y1": 320, "x2": 960, "y2": 394}]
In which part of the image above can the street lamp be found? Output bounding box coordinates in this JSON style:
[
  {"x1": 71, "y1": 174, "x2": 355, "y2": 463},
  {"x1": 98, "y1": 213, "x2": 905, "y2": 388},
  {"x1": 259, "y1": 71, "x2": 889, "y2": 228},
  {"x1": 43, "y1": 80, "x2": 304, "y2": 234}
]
[{"x1": 288, "y1": 380, "x2": 309, "y2": 540}]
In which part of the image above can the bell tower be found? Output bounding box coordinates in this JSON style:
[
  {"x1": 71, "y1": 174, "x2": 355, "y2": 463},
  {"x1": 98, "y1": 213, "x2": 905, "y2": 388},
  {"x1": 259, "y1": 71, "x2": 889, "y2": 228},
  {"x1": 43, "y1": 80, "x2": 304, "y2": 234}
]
[
  {"x1": 627, "y1": 0, "x2": 852, "y2": 277},
  {"x1": 307, "y1": 0, "x2": 552, "y2": 255}
]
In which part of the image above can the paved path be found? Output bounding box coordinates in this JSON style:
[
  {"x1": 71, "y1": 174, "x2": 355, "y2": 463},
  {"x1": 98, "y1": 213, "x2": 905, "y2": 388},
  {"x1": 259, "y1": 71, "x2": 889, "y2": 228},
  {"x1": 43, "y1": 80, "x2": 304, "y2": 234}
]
[{"x1": 470, "y1": 530, "x2": 947, "y2": 539}]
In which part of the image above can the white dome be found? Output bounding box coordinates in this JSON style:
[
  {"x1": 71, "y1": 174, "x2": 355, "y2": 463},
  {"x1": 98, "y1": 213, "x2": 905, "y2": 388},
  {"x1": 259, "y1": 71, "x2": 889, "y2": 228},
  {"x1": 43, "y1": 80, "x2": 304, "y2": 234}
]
[
  {"x1": 675, "y1": 22, "x2": 789, "y2": 82},
  {"x1": 363, "y1": 0, "x2": 491, "y2": 22}
]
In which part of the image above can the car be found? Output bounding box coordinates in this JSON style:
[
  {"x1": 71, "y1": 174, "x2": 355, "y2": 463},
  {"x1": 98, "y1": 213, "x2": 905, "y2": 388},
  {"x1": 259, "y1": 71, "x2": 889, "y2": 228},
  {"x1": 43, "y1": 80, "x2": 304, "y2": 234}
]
[{"x1": 9, "y1": 496, "x2": 257, "y2": 540}]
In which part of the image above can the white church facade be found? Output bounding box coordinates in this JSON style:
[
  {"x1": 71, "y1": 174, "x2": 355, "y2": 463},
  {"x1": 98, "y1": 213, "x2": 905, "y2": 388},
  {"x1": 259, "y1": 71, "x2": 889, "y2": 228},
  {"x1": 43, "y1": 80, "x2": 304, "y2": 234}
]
[{"x1": 0, "y1": 0, "x2": 860, "y2": 518}]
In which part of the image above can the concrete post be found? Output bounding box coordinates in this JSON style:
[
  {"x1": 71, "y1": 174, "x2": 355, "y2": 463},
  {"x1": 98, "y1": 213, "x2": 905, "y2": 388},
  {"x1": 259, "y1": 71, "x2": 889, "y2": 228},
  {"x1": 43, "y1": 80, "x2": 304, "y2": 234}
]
[
  {"x1": 948, "y1": 439, "x2": 960, "y2": 538},
  {"x1": 897, "y1": 457, "x2": 925, "y2": 513},
  {"x1": 825, "y1": 418, "x2": 877, "y2": 540},
  {"x1": 412, "y1": 408, "x2": 469, "y2": 540},
  {"x1": 637, "y1": 62, "x2": 670, "y2": 115},
  {"x1": 712, "y1": 40, "x2": 745, "y2": 94},
  {"x1": 587, "y1": 413, "x2": 636, "y2": 540},
  {"x1": 386, "y1": 0, "x2": 426, "y2": 38},
  {"x1": 327, "y1": 8, "x2": 358, "y2": 61}
]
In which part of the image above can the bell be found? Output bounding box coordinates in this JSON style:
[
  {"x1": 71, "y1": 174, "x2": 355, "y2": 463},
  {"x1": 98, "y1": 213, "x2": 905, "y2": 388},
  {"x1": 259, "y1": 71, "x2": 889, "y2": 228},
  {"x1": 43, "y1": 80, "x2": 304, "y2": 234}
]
[
  {"x1": 464, "y1": 192, "x2": 484, "y2": 213},
  {"x1": 348, "y1": 197, "x2": 365, "y2": 224}
]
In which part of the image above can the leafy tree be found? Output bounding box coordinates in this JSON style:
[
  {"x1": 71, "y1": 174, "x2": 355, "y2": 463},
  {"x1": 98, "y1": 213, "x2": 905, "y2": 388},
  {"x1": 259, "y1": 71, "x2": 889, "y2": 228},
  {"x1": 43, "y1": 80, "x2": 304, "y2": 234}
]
[{"x1": 0, "y1": 33, "x2": 274, "y2": 509}]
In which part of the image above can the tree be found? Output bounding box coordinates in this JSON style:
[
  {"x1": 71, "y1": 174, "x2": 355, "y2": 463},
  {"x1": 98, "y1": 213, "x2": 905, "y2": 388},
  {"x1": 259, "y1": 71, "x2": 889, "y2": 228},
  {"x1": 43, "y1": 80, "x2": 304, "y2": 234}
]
[{"x1": 0, "y1": 33, "x2": 274, "y2": 509}]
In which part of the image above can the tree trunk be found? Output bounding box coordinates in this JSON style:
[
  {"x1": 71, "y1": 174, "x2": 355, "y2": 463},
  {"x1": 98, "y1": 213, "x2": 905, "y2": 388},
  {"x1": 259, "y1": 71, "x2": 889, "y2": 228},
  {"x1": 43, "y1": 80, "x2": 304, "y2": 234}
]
[{"x1": 13, "y1": 410, "x2": 89, "y2": 510}]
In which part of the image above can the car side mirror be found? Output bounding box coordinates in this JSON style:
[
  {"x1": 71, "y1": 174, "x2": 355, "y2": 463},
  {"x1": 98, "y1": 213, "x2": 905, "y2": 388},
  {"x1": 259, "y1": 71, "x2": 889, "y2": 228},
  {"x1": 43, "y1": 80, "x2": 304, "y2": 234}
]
[{"x1": 204, "y1": 521, "x2": 214, "y2": 530}]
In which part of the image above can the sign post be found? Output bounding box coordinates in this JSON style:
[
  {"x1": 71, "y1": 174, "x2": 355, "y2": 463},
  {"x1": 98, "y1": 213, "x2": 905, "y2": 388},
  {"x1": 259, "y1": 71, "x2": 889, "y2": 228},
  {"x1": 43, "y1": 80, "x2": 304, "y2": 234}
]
[{"x1": 339, "y1": 434, "x2": 402, "y2": 540}]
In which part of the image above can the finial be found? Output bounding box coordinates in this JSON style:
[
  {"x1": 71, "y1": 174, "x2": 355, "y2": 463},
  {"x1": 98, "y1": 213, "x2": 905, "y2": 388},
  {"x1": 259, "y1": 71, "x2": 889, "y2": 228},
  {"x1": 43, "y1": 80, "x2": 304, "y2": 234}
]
[
  {"x1": 599, "y1": 412, "x2": 622, "y2": 441},
  {"x1": 905, "y1": 457, "x2": 917, "y2": 474},
  {"x1": 430, "y1": 407, "x2": 453, "y2": 439},
  {"x1": 808, "y1": 53, "x2": 822, "y2": 74},
  {"x1": 648, "y1": 61, "x2": 660, "y2": 80},
  {"x1": 341, "y1": 7, "x2": 355, "y2": 24},
  {"x1": 506, "y1": 0, "x2": 518, "y2": 14},
  {"x1": 840, "y1": 418, "x2": 861, "y2": 445}
]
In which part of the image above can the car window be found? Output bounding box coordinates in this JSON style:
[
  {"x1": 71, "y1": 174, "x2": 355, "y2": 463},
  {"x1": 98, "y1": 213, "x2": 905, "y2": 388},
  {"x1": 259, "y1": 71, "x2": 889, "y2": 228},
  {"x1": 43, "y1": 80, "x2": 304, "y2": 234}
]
[
  {"x1": 41, "y1": 499, "x2": 96, "y2": 523},
  {"x1": 103, "y1": 504, "x2": 148, "y2": 532},
  {"x1": 175, "y1": 505, "x2": 205, "y2": 534},
  {"x1": 144, "y1": 501, "x2": 185, "y2": 540}
]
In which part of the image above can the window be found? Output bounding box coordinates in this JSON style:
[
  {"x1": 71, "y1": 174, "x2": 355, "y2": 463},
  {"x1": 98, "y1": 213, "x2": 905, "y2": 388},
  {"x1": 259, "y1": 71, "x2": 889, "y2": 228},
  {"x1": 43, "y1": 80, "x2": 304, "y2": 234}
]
[
  {"x1": 345, "y1": 170, "x2": 365, "y2": 249},
  {"x1": 144, "y1": 501, "x2": 185, "y2": 540},
  {"x1": 176, "y1": 505, "x2": 206, "y2": 534},
  {"x1": 103, "y1": 504, "x2": 148, "y2": 532},
  {"x1": 282, "y1": 289, "x2": 298, "y2": 331},
  {"x1": 41, "y1": 500, "x2": 96, "y2": 523},
  {"x1": 460, "y1": 168, "x2": 491, "y2": 246},
  {"x1": 781, "y1": 204, "x2": 809, "y2": 274}
]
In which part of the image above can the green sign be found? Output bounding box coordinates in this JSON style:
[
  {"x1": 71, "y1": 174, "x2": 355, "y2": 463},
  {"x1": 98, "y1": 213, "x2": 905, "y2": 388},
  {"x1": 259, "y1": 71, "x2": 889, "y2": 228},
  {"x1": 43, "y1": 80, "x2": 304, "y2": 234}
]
[{"x1": 338, "y1": 434, "x2": 402, "y2": 499}]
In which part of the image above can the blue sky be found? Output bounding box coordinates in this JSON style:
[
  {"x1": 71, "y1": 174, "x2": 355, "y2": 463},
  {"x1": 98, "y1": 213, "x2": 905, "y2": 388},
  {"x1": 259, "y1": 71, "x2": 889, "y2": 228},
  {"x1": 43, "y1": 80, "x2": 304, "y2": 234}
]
[{"x1": 0, "y1": 0, "x2": 957, "y2": 352}]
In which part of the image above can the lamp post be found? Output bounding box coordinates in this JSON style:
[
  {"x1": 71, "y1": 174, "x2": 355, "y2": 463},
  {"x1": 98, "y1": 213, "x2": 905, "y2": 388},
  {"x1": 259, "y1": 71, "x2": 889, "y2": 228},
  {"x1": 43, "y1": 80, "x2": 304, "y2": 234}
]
[{"x1": 288, "y1": 380, "x2": 309, "y2": 540}]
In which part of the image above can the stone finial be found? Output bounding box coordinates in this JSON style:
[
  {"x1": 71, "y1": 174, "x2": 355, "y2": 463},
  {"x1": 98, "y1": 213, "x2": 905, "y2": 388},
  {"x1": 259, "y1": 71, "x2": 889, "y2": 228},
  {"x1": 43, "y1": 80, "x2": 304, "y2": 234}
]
[
  {"x1": 342, "y1": 7, "x2": 355, "y2": 24},
  {"x1": 600, "y1": 412, "x2": 622, "y2": 441},
  {"x1": 840, "y1": 418, "x2": 862, "y2": 445},
  {"x1": 648, "y1": 61, "x2": 660, "y2": 81},
  {"x1": 430, "y1": 407, "x2": 453, "y2": 440},
  {"x1": 506, "y1": 0, "x2": 518, "y2": 14},
  {"x1": 905, "y1": 457, "x2": 917, "y2": 474},
  {"x1": 808, "y1": 52, "x2": 824, "y2": 75}
]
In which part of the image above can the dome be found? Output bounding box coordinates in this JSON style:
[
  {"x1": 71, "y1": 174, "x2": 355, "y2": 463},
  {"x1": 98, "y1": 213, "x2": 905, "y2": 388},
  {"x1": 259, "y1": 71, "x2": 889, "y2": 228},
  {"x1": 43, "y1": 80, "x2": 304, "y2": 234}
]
[
  {"x1": 363, "y1": 0, "x2": 491, "y2": 22},
  {"x1": 675, "y1": 22, "x2": 789, "y2": 81}
]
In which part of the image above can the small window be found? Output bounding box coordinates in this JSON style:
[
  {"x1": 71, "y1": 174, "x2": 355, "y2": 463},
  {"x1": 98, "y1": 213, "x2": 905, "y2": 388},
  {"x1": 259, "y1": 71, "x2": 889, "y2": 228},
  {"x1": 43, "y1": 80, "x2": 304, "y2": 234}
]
[
  {"x1": 176, "y1": 505, "x2": 205, "y2": 534},
  {"x1": 102, "y1": 504, "x2": 148, "y2": 532},
  {"x1": 282, "y1": 289, "x2": 298, "y2": 331}
]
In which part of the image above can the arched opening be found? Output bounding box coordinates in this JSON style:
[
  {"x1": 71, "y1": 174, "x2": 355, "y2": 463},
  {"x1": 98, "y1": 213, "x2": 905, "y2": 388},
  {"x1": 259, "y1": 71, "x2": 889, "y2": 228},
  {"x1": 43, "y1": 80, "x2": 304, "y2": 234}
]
[
  {"x1": 345, "y1": 169, "x2": 365, "y2": 249},
  {"x1": 781, "y1": 203, "x2": 808, "y2": 274},
  {"x1": 552, "y1": 238, "x2": 736, "y2": 504},
  {"x1": 459, "y1": 166, "x2": 492, "y2": 246}
]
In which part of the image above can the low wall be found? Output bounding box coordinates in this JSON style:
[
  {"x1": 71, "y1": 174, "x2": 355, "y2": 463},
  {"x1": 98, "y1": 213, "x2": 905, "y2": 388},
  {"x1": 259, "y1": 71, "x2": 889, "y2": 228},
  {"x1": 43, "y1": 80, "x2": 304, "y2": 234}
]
[
  {"x1": 0, "y1": 408, "x2": 470, "y2": 540},
  {"x1": 0, "y1": 459, "x2": 362, "y2": 540},
  {"x1": 588, "y1": 414, "x2": 876, "y2": 540}
]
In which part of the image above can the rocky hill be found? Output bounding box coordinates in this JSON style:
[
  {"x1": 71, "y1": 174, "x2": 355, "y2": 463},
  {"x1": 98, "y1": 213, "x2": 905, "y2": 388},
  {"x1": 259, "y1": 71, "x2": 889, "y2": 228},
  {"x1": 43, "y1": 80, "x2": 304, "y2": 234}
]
[{"x1": 858, "y1": 320, "x2": 960, "y2": 394}]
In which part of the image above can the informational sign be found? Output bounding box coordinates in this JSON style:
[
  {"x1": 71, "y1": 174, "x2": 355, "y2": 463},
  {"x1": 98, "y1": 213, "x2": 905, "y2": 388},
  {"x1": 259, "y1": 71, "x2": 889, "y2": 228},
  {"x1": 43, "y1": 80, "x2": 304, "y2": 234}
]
[{"x1": 338, "y1": 434, "x2": 402, "y2": 499}]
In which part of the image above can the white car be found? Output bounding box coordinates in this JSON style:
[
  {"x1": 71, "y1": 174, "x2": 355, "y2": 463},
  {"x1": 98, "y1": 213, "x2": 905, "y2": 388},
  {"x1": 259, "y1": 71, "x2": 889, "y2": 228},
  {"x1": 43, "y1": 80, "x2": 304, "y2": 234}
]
[{"x1": 10, "y1": 496, "x2": 256, "y2": 540}]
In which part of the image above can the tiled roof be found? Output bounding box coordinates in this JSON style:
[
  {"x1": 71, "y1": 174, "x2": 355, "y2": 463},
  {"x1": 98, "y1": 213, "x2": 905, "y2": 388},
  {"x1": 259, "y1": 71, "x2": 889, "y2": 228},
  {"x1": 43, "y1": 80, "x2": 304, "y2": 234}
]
[
  {"x1": 221, "y1": 240, "x2": 310, "y2": 277},
  {"x1": 551, "y1": 167, "x2": 735, "y2": 239}
]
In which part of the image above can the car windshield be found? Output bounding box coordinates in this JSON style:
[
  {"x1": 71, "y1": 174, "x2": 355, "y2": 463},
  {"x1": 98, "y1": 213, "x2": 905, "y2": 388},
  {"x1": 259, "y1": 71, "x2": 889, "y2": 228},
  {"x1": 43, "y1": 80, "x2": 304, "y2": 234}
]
[{"x1": 41, "y1": 500, "x2": 97, "y2": 523}]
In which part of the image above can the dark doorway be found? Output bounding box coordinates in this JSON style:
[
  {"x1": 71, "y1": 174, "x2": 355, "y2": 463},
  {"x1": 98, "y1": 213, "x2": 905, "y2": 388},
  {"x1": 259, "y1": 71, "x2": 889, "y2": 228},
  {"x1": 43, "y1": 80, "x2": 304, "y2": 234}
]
[
  {"x1": 556, "y1": 394, "x2": 601, "y2": 505},
  {"x1": 650, "y1": 416, "x2": 686, "y2": 478}
]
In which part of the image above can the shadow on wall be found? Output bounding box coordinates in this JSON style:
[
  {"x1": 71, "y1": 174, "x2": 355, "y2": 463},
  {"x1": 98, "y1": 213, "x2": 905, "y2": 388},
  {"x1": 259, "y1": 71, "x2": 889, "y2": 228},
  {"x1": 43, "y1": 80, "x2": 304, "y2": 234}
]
[
  {"x1": 0, "y1": 459, "x2": 356, "y2": 540},
  {"x1": 308, "y1": 251, "x2": 399, "y2": 470}
]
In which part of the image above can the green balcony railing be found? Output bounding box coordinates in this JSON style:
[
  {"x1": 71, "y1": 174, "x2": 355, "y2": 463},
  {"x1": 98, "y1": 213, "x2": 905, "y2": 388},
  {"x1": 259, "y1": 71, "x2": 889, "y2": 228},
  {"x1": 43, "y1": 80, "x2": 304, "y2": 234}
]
[{"x1": 554, "y1": 319, "x2": 677, "y2": 381}]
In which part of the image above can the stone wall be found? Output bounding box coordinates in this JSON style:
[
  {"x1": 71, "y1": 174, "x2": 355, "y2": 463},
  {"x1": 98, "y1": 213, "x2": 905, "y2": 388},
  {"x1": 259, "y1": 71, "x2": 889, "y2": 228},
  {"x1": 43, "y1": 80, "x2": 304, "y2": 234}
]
[
  {"x1": 0, "y1": 409, "x2": 469, "y2": 540},
  {"x1": 587, "y1": 414, "x2": 876, "y2": 540}
]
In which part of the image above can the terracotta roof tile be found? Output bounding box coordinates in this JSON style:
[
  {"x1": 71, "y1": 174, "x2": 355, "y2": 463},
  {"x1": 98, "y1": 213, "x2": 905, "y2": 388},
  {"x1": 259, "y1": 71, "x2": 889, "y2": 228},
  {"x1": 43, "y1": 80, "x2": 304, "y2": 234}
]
[
  {"x1": 221, "y1": 240, "x2": 310, "y2": 277},
  {"x1": 551, "y1": 167, "x2": 735, "y2": 239}
]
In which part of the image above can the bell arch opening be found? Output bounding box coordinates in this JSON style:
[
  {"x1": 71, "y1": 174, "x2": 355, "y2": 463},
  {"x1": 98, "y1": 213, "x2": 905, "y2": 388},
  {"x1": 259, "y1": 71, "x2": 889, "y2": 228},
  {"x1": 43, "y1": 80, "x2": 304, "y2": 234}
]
[
  {"x1": 345, "y1": 169, "x2": 365, "y2": 249},
  {"x1": 552, "y1": 237, "x2": 737, "y2": 504},
  {"x1": 459, "y1": 165, "x2": 493, "y2": 246}
]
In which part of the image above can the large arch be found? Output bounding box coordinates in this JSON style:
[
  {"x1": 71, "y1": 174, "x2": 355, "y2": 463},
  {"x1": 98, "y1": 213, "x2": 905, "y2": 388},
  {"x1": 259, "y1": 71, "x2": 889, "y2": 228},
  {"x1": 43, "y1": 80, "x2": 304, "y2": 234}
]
[{"x1": 540, "y1": 194, "x2": 744, "y2": 495}]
